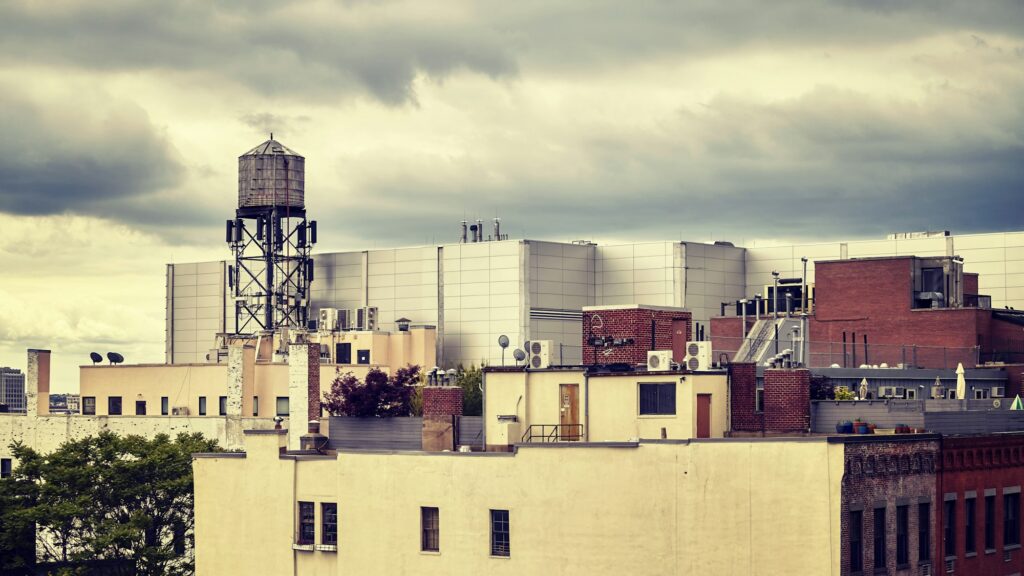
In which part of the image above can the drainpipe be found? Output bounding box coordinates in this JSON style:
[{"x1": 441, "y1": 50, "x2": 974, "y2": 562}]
[
  {"x1": 481, "y1": 370, "x2": 487, "y2": 451},
  {"x1": 740, "y1": 299, "x2": 748, "y2": 341},
  {"x1": 584, "y1": 370, "x2": 590, "y2": 442}
]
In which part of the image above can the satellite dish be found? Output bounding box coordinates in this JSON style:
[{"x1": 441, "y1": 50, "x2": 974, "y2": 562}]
[
  {"x1": 106, "y1": 352, "x2": 124, "y2": 365},
  {"x1": 498, "y1": 335, "x2": 510, "y2": 349},
  {"x1": 513, "y1": 349, "x2": 526, "y2": 363},
  {"x1": 89, "y1": 352, "x2": 102, "y2": 365}
]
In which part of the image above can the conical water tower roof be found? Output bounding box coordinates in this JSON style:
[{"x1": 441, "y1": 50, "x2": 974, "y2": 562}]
[{"x1": 240, "y1": 139, "x2": 302, "y2": 158}]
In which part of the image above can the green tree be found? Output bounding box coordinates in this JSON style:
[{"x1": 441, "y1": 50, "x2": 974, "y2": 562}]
[
  {"x1": 0, "y1": 431, "x2": 221, "y2": 575},
  {"x1": 456, "y1": 365, "x2": 483, "y2": 416}
]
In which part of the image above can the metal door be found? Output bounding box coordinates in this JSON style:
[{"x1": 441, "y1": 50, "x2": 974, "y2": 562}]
[
  {"x1": 559, "y1": 384, "x2": 580, "y2": 441},
  {"x1": 697, "y1": 394, "x2": 712, "y2": 438}
]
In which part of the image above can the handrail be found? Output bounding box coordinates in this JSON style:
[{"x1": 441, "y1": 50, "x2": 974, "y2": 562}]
[{"x1": 520, "y1": 424, "x2": 584, "y2": 443}]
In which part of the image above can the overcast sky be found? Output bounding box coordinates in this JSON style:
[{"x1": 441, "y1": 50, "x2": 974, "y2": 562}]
[{"x1": 1, "y1": 0, "x2": 1022, "y2": 389}]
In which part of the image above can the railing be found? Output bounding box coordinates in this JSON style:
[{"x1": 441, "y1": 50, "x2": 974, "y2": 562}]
[
  {"x1": 712, "y1": 336, "x2": 986, "y2": 369},
  {"x1": 520, "y1": 424, "x2": 584, "y2": 443}
]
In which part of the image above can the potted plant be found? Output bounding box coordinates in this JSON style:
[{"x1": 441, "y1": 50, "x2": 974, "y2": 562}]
[
  {"x1": 836, "y1": 420, "x2": 853, "y2": 434},
  {"x1": 854, "y1": 419, "x2": 868, "y2": 434},
  {"x1": 867, "y1": 423, "x2": 877, "y2": 434}
]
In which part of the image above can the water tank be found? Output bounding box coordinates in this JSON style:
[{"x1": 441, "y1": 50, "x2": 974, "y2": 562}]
[{"x1": 237, "y1": 139, "x2": 305, "y2": 209}]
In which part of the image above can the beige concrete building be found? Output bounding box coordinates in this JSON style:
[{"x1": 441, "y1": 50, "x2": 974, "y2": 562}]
[{"x1": 193, "y1": 429, "x2": 846, "y2": 576}]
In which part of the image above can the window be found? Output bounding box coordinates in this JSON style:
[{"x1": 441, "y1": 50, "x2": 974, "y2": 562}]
[
  {"x1": 421, "y1": 507, "x2": 439, "y2": 552},
  {"x1": 336, "y1": 343, "x2": 351, "y2": 364},
  {"x1": 490, "y1": 509, "x2": 510, "y2": 557},
  {"x1": 82, "y1": 396, "x2": 96, "y2": 415},
  {"x1": 357, "y1": 349, "x2": 370, "y2": 365},
  {"x1": 974, "y1": 388, "x2": 989, "y2": 400},
  {"x1": 322, "y1": 503, "x2": 338, "y2": 546},
  {"x1": 639, "y1": 383, "x2": 676, "y2": 415},
  {"x1": 218, "y1": 396, "x2": 227, "y2": 416},
  {"x1": 108, "y1": 396, "x2": 122, "y2": 415},
  {"x1": 944, "y1": 499, "x2": 956, "y2": 557},
  {"x1": 297, "y1": 502, "x2": 315, "y2": 545},
  {"x1": 919, "y1": 502, "x2": 931, "y2": 561},
  {"x1": 874, "y1": 507, "x2": 886, "y2": 569},
  {"x1": 1006, "y1": 492, "x2": 1021, "y2": 547},
  {"x1": 198, "y1": 396, "x2": 207, "y2": 416},
  {"x1": 135, "y1": 400, "x2": 146, "y2": 416},
  {"x1": 850, "y1": 509, "x2": 864, "y2": 572},
  {"x1": 896, "y1": 504, "x2": 909, "y2": 566},
  {"x1": 1, "y1": 458, "x2": 11, "y2": 479},
  {"x1": 965, "y1": 497, "x2": 976, "y2": 554},
  {"x1": 755, "y1": 380, "x2": 764, "y2": 413},
  {"x1": 276, "y1": 397, "x2": 289, "y2": 417},
  {"x1": 253, "y1": 396, "x2": 259, "y2": 417},
  {"x1": 161, "y1": 396, "x2": 169, "y2": 416},
  {"x1": 985, "y1": 494, "x2": 996, "y2": 550}
]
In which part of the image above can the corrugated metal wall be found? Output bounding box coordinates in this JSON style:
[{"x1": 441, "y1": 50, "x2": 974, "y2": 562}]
[
  {"x1": 812, "y1": 401, "x2": 925, "y2": 433},
  {"x1": 328, "y1": 416, "x2": 484, "y2": 451},
  {"x1": 924, "y1": 411, "x2": 1024, "y2": 434}
]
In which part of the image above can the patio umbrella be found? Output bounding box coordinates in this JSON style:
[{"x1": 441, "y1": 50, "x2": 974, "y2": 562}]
[
  {"x1": 1011, "y1": 395, "x2": 1023, "y2": 411},
  {"x1": 858, "y1": 378, "x2": 869, "y2": 400},
  {"x1": 955, "y1": 362, "x2": 967, "y2": 401}
]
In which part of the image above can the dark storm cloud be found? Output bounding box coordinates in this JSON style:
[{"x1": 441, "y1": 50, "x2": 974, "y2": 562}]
[{"x1": 0, "y1": 90, "x2": 185, "y2": 217}]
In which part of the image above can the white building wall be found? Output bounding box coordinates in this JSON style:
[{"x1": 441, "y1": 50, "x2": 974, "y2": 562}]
[
  {"x1": 680, "y1": 241, "x2": 746, "y2": 327},
  {"x1": 527, "y1": 241, "x2": 596, "y2": 365},
  {"x1": 167, "y1": 261, "x2": 229, "y2": 364},
  {"x1": 596, "y1": 242, "x2": 678, "y2": 307}
]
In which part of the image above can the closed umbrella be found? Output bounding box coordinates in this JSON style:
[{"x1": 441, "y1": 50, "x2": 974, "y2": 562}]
[
  {"x1": 858, "y1": 378, "x2": 869, "y2": 400},
  {"x1": 955, "y1": 363, "x2": 967, "y2": 401}
]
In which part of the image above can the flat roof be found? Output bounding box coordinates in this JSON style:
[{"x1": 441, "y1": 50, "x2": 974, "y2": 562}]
[{"x1": 582, "y1": 304, "x2": 689, "y2": 313}]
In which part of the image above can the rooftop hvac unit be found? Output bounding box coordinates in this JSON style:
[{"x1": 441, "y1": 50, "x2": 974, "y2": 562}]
[
  {"x1": 647, "y1": 350, "x2": 672, "y2": 372},
  {"x1": 993, "y1": 386, "x2": 1005, "y2": 398},
  {"x1": 319, "y1": 308, "x2": 339, "y2": 332},
  {"x1": 527, "y1": 340, "x2": 552, "y2": 370},
  {"x1": 878, "y1": 386, "x2": 896, "y2": 398},
  {"x1": 683, "y1": 341, "x2": 712, "y2": 372},
  {"x1": 356, "y1": 307, "x2": 379, "y2": 331},
  {"x1": 338, "y1": 308, "x2": 353, "y2": 331},
  {"x1": 894, "y1": 387, "x2": 906, "y2": 398},
  {"x1": 171, "y1": 407, "x2": 190, "y2": 416}
]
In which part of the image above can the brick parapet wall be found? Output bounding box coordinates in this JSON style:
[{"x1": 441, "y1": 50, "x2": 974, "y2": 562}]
[
  {"x1": 306, "y1": 344, "x2": 321, "y2": 422},
  {"x1": 840, "y1": 439, "x2": 940, "y2": 576},
  {"x1": 582, "y1": 308, "x2": 692, "y2": 365},
  {"x1": 728, "y1": 363, "x2": 763, "y2": 432},
  {"x1": 422, "y1": 386, "x2": 463, "y2": 417},
  {"x1": 763, "y1": 369, "x2": 810, "y2": 433}
]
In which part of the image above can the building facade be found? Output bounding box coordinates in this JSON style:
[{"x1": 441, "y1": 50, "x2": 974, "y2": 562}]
[{"x1": 0, "y1": 367, "x2": 25, "y2": 412}]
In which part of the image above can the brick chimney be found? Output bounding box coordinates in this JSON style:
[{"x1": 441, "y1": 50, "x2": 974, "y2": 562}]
[
  {"x1": 26, "y1": 349, "x2": 51, "y2": 418},
  {"x1": 763, "y1": 368, "x2": 811, "y2": 433},
  {"x1": 288, "y1": 343, "x2": 321, "y2": 450},
  {"x1": 422, "y1": 386, "x2": 463, "y2": 451}
]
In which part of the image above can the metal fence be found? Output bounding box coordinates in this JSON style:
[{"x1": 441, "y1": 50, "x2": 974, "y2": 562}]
[
  {"x1": 328, "y1": 416, "x2": 484, "y2": 451},
  {"x1": 713, "y1": 335, "x2": 984, "y2": 369}
]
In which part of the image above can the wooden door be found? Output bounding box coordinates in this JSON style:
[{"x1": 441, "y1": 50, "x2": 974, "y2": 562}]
[
  {"x1": 672, "y1": 319, "x2": 689, "y2": 362},
  {"x1": 696, "y1": 394, "x2": 712, "y2": 438},
  {"x1": 559, "y1": 384, "x2": 580, "y2": 441}
]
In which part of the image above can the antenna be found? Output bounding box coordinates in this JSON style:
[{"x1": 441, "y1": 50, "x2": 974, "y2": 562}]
[
  {"x1": 90, "y1": 352, "x2": 102, "y2": 365},
  {"x1": 106, "y1": 352, "x2": 124, "y2": 365},
  {"x1": 498, "y1": 334, "x2": 510, "y2": 366},
  {"x1": 513, "y1": 349, "x2": 526, "y2": 364}
]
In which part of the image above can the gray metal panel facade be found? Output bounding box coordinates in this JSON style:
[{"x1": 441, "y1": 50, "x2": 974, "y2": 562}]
[
  {"x1": 327, "y1": 416, "x2": 423, "y2": 451},
  {"x1": 923, "y1": 411, "x2": 1024, "y2": 434},
  {"x1": 812, "y1": 401, "x2": 925, "y2": 433},
  {"x1": 459, "y1": 416, "x2": 483, "y2": 446}
]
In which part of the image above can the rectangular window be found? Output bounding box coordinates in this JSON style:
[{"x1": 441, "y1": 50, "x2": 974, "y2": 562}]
[
  {"x1": 357, "y1": 349, "x2": 370, "y2": 364},
  {"x1": 298, "y1": 501, "x2": 315, "y2": 545},
  {"x1": 322, "y1": 503, "x2": 337, "y2": 546},
  {"x1": 896, "y1": 504, "x2": 909, "y2": 566},
  {"x1": 218, "y1": 396, "x2": 227, "y2": 416},
  {"x1": 638, "y1": 383, "x2": 676, "y2": 415},
  {"x1": 490, "y1": 509, "x2": 510, "y2": 557},
  {"x1": 135, "y1": 400, "x2": 146, "y2": 416},
  {"x1": 850, "y1": 509, "x2": 863, "y2": 572},
  {"x1": 874, "y1": 507, "x2": 886, "y2": 569},
  {"x1": 253, "y1": 396, "x2": 259, "y2": 417},
  {"x1": 754, "y1": 385, "x2": 764, "y2": 413},
  {"x1": 82, "y1": 396, "x2": 96, "y2": 415},
  {"x1": 965, "y1": 497, "x2": 976, "y2": 554},
  {"x1": 276, "y1": 397, "x2": 289, "y2": 417},
  {"x1": 985, "y1": 495, "x2": 996, "y2": 550},
  {"x1": 161, "y1": 396, "x2": 169, "y2": 416},
  {"x1": 108, "y1": 396, "x2": 122, "y2": 416},
  {"x1": 421, "y1": 507, "x2": 439, "y2": 552},
  {"x1": 919, "y1": 502, "x2": 931, "y2": 561},
  {"x1": 944, "y1": 499, "x2": 956, "y2": 557},
  {"x1": 336, "y1": 343, "x2": 351, "y2": 364},
  {"x1": 1006, "y1": 492, "x2": 1021, "y2": 546},
  {"x1": 0, "y1": 458, "x2": 11, "y2": 479},
  {"x1": 198, "y1": 396, "x2": 207, "y2": 416}
]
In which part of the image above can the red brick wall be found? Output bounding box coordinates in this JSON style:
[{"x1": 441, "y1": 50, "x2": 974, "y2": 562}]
[
  {"x1": 582, "y1": 307, "x2": 691, "y2": 365},
  {"x1": 963, "y1": 273, "x2": 979, "y2": 296},
  {"x1": 710, "y1": 316, "x2": 758, "y2": 363},
  {"x1": 1003, "y1": 364, "x2": 1024, "y2": 398},
  {"x1": 938, "y1": 434, "x2": 1024, "y2": 575},
  {"x1": 728, "y1": 363, "x2": 762, "y2": 432},
  {"x1": 840, "y1": 439, "x2": 940, "y2": 576},
  {"x1": 422, "y1": 386, "x2": 463, "y2": 417},
  {"x1": 763, "y1": 369, "x2": 810, "y2": 433}
]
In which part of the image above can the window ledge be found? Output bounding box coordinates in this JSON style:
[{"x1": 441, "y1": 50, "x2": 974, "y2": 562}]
[
  {"x1": 985, "y1": 548, "x2": 996, "y2": 555},
  {"x1": 316, "y1": 544, "x2": 337, "y2": 552},
  {"x1": 1005, "y1": 544, "x2": 1021, "y2": 551},
  {"x1": 637, "y1": 415, "x2": 677, "y2": 419},
  {"x1": 292, "y1": 544, "x2": 314, "y2": 552},
  {"x1": 964, "y1": 552, "x2": 977, "y2": 558},
  {"x1": 489, "y1": 555, "x2": 511, "y2": 559},
  {"x1": 420, "y1": 550, "x2": 440, "y2": 556}
]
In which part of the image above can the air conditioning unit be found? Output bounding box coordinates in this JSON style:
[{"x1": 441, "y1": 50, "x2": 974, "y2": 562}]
[
  {"x1": 171, "y1": 406, "x2": 189, "y2": 416},
  {"x1": 319, "y1": 308, "x2": 339, "y2": 332},
  {"x1": 993, "y1": 386, "x2": 1005, "y2": 398},
  {"x1": 647, "y1": 350, "x2": 672, "y2": 372},
  {"x1": 683, "y1": 341, "x2": 712, "y2": 371},
  {"x1": 894, "y1": 387, "x2": 906, "y2": 398},
  {"x1": 338, "y1": 308, "x2": 353, "y2": 331},
  {"x1": 527, "y1": 340, "x2": 552, "y2": 370},
  {"x1": 356, "y1": 307, "x2": 379, "y2": 331},
  {"x1": 906, "y1": 388, "x2": 918, "y2": 400}
]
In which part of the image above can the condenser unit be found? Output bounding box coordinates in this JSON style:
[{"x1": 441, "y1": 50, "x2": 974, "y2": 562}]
[
  {"x1": 356, "y1": 307, "x2": 379, "y2": 331},
  {"x1": 993, "y1": 386, "x2": 1006, "y2": 398},
  {"x1": 647, "y1": 350, "x2": 672, "y2": 372},
  {"x1": 319, "y1": 308, "x2": 339, "y2": 332},
  {"x1": 527, "y1": 340, "x2": 552, "y2": 370},
  {"x1": 683, "y1": 341, "x2": 712, "y2": 371},
  {"x1": 337, "y1": 308, "x2": 353, "y2": 331}
]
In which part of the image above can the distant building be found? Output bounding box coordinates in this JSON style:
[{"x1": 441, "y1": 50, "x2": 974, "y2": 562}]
[{"x1": 0, "y1": 367, "x2": 25, "y2": 412}]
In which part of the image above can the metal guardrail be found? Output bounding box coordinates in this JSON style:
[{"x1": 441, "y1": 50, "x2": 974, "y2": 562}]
[{"x1": 520, "y1": 424, "x2": 584, "y2": 443}]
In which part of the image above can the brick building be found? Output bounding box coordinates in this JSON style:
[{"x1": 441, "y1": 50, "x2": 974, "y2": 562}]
[{"x1": 581, "y1": 305, "x2": 692, "y2": 366}]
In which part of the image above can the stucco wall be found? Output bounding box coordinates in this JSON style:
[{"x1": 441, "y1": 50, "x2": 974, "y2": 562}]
[{"x1": 194, "y1": 437, "x2": 845, "y2": 576}]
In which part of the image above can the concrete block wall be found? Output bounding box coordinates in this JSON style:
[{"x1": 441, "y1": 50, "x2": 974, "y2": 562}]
[
  {"x1": 764, "y1": 369, "x2": 810, "y2": 433},
  {"x1": 581, "y1": 307, "x2": 692, "y2": 365}
]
